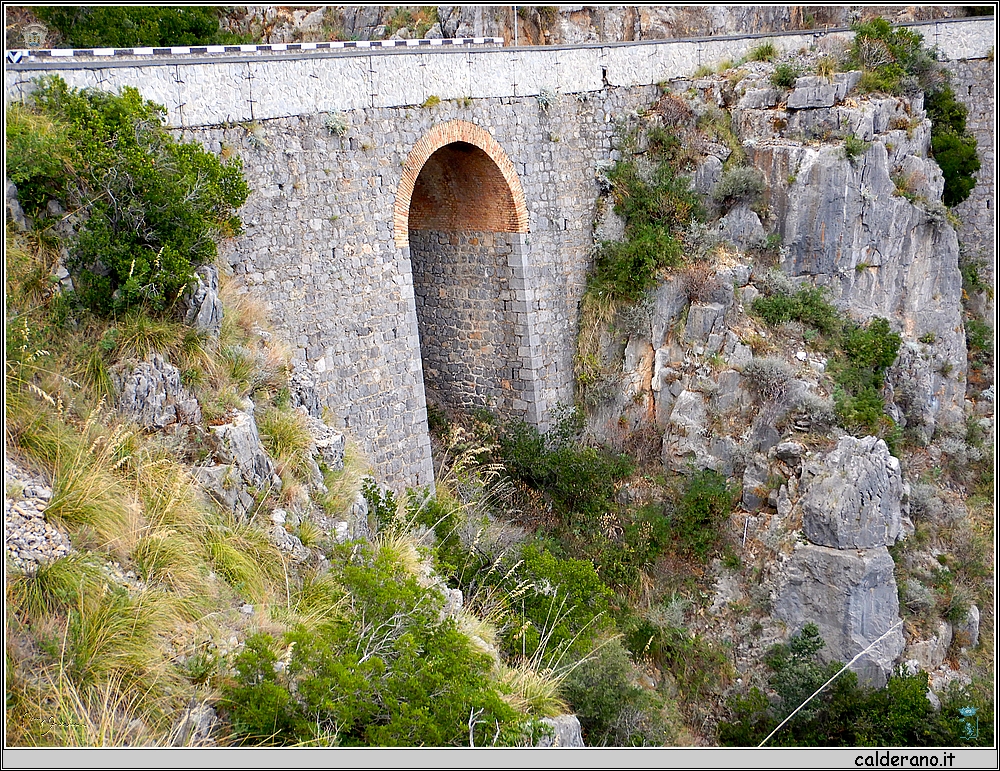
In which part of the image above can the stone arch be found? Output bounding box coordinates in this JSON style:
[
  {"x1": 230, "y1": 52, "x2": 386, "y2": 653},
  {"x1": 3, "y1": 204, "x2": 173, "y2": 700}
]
[
  {"x1": 396, "y1": 120, "x2": 543, "y2": 425},
  {"x1": 393, "y1": 120, "x2": 529, "y2": 247}
]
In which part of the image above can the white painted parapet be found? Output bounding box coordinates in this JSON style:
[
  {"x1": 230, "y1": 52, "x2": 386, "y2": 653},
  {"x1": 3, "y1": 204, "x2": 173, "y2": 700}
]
[{"x1": 5, "y1": 19, "x2": 993, "y2": 127}]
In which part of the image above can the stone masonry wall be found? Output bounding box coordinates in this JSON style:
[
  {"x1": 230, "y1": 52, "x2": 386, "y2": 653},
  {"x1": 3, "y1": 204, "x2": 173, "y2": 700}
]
[
  {"x1": 947, "y1": 58, "x2": 995, "y2": 325},
  {"x1": 5, "y1": 18, "x2": 992, "y2": 487},
  {"x1": 410, "y1": 229, "x2": 521, "y2": 418},
  {"x1": 170, "y1": 88, "x2": 654, "y2": 487}
]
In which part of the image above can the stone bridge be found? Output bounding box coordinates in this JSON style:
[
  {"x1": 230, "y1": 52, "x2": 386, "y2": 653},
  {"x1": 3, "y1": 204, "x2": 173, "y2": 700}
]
[{"x1": 5, "y1": 18, "x2": 993, "y2": 487}]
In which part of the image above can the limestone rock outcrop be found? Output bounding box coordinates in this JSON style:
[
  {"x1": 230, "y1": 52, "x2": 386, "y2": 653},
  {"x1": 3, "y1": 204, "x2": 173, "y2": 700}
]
[
  {"x1": 209, "y1": 400, "x2": 281, "y2": 493},
  {"x1": 736, "y1": 71, "x2": 967, "y2": 436},
  {"x1": 536, "y1": 714, "x2": 585, "y2": 747},
  {"x1": 113, "y1": 353, "x2": 202, "y2": 430},
  {"x1": 774, "y1": 436, "x2": 907, "y2": 686},
  {"x1": 799, "y1": 436, "x2": 906, "y2": 550},
  {"x1": 773, "y1": 543, "x2": 904, "y2": 687},
  {"x1": 181, "y1": 265, "x2": 224, "y2": 338}
]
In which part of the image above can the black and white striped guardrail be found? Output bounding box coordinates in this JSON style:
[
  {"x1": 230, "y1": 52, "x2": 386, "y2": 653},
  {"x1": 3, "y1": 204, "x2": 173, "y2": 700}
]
[{"x1": 5, "y1": 37, "x2": 505, "y2": 64}]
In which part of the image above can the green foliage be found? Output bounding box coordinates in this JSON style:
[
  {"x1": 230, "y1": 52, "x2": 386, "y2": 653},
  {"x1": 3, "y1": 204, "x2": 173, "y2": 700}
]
[
  {"x1": 750, "y1": 285, "x2": 842, "y2": 335},
  {"x1": 719, "y1": 623, "x2": 993, "y2": 746},
  {"x1": 593, "y1": 225, "x2": 683, "y2": 300},
  {"x1": 848, "y1": 17, "x2": 938, "y2": 96},
  {"x1": 619, "y1": 604, "x2": 730, "y2": 703},
  {"x1": 925, "y1": 86, "x2": 981, "y2": 206},
  {"x1": 590, "y1": 133, "x2": 703, "y2": 300},
  {"x1": 498, "y1": 409, "x2": 634, "y2": 526},
  {"x1": 770, "y1": 63, "x2": 801, "y2": 89},
  {"x1": 223, "y1": 545, "x2": 531, "y2": 746},
  {"x1": 669, "y1": 469, "x2": 735, "y2": 560},
  {"x1": 711, "y1": 166, "x2": 767, "y2": 209},
  {"x1": 749, "y1": 42, "x2": 778, "y2": 62},
  {"x1": 843, "y1": 133, "x2": 872, "y2": 162},
  {"x1": 830, "y1": 317, "x2": 902, "y2": 433},
  {"x1": 361, "y1": 478, "x2": 399, "y2": 530},
  {"x1": 9, "y1": 76, "x2": 249, "y2": 316},
  {"x1": 562, "y1": 638, "x2": 674, "y2": 746},
  {"x1": 36, "y1": 6, "x2": 248, "y2": 48},
  {"x1": 512, "y1": 544, "x2": 612, "y2": 661},
  {"x1": 5, "y1": 104, "x2": 79, "y2": 215},
  {"x1": 750, "y1": 282, "x2": 901, "y2": 438}
]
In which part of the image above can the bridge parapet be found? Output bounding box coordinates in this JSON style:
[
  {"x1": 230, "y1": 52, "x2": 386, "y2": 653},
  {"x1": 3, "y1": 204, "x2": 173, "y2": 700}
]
[{"x1": 7, "y1": 19, "x2": 993, "y2": 127}]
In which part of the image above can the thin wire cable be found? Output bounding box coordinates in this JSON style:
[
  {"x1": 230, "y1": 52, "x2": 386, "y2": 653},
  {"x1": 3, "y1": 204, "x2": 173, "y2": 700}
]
[{"x1": 758, "y1": 620, "x2": 904, "y2": 747}]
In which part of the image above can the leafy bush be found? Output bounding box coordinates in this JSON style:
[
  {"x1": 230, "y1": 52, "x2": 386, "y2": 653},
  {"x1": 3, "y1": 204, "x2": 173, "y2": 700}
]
[
  {"x1": 36, "y1": 6, "x2": 248, "y2": 48},
  {"x1": 593, "y1": 224, "x2": 683, "y2": 300},
  {"x1": 750, "y1": 285, "x2": 842, "y2": 336},
  {"x1": 499, "y1": 409, "x2": 634, "y2": 526},
  {"x1": 711, "y1": 166, "x2": 767, "y2": 208},
  {"x1": 590, "y1": 138, "x2": 703, "y2": 300},
  {"x1": 719, "y1": 623, "x2": 993, "y2": 746},
  {"x1": 770, "y1": 63, "x2": 801, "y2": 89},
  {"x1": 750, "y1": 282, "x2": 900, "y2": 439},
  {"x1": 670, "y1": 470, "x2": 735, "y2": 560},
  {"x1": 512, "y1": 544, "x2": 612, "y2": 661},
  {"x1": 830, "y1": 317, "x2": 901, "y2": 433},
  {"x1": 8, "y1": 76, "x2": 249, "y2": 316},
  {"x1": 925, "y1": 86, "x2": 981, "y2": 206},
  {"x1": 562, "y1": 638, "x2": 674, "y2": 746},
  {"x1": 5, "y1": 104, "x2": 79, "y2": 215},
  {"x1": 223, "y1": 544, "x2": 533, "y2": 746},
  {"x1": 848, "y1": 18, "x2": 938, "y2": 96}
]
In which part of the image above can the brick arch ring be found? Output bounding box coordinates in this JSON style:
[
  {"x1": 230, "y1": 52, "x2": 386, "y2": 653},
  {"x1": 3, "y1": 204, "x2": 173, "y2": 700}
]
[{"x1": 393, "y1": 120, "x2": 530, "y2": 247}]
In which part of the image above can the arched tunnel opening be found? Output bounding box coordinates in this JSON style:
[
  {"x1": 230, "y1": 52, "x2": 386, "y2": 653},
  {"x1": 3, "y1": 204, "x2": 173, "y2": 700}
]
[{"x1": 406, "y1": 141, "x2": 531, "y2": 421}]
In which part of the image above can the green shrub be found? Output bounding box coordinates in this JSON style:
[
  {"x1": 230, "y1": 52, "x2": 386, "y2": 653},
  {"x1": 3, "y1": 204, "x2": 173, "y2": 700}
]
[
  {"x1": 593, "y1": 225, "x2": 683, "y2": 300},
  {"x1": 562, "y1": 638, "x2": 674, "y2": 746},
  {"x1": 511, "y1": 544, "x2": 612, "y2": 661},
  {"x1": 361, "y1": 478, "x2": 399, "y2": 530},
  {"x1": 848, "y1": 17, "x2": 937, "y2": 95},
  {"x1": 5, "y1": 104, "x2": 79, "y2": 216},
  {"x1": 711, "y1": 166, "x2": 767, "y2": 208},
  {"x1": 590, "y1": 143, "x2": 703, "y2": 300},
  {"x1": 223, "y1": 545, "x2": 532, "y2": 746},
  {"x1": 499, "y1": 409, "x2": 633, "y2": 527},
  {"x1": 670, "y1": 470, "x2": 735, "y2": 560},
  {"x1": 750, "y1": 285, "x2": 842, "y2": 336},
  {"x1": 926, "y1": 86, "x2": 981, "y2": 206},
  {"x1": 843, "y1": 134, "x2": 872, "y2": 162},
  {"x1": 719, "y1": 622, "x2": 992, "y2": 746},
  {"x1": 749, "y1": 42, "x2": 777, "y2": 62},
  {"x1": 750, "y1": 284, "x2": 900, "y2": 440},
  {"x1": 9, "y1": 76, "x2": 250, "y2": 316},
  {"x1": 770, "y1": 63, "x2": 801, "y2": 89}
]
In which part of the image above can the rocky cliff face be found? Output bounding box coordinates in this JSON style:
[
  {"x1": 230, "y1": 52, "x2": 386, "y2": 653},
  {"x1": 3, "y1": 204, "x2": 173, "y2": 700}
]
[
  {"x1": 210, "y1": 6, "x2": 976, "y2": 46},
  {"x1": 583, "y1": 47, "x2": 986, "y2": 692}
]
